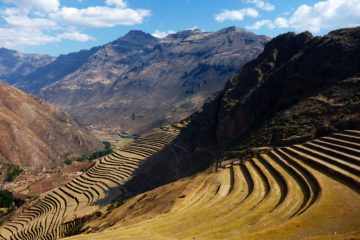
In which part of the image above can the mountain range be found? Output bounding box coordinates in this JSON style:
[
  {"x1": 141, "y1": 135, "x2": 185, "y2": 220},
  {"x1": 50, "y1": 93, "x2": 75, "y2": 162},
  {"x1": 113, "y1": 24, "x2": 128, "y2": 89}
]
[
  {"x1": 0, "y1": 26, "x2": 359, "y2": 240},
  {"x1": 0, "y1": 27, "x2": 269, "y2": 134}
]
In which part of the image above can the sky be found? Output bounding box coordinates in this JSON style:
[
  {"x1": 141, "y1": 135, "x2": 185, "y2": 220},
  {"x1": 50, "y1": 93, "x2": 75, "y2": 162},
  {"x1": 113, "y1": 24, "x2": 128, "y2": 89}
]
[{"x1": 0, "y1": 0, "x2": 359, "y2": 56}]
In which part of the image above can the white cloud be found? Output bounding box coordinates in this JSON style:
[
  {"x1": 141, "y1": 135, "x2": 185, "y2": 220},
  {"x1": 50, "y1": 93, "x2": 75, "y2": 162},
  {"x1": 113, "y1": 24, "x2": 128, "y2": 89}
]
[
  {"x1": 3, "y1": 14, "x2": 58, "y2": 29},
  {"x1": 0, "y1": 0, "x2": 151, "y2": 49},
  {"x1": 105, "y1": 0, "x2": 127, "y2": 8},
  {"x1": 215, "y1": 8, "x2": 259, "y2": 22},
  {"x1": 247, "y1": 17, "x2": 288, "y2": 30},
  {"x1": 152, "y1": 30, "x2": 176, "y2": 38},
  {"x1": 0, "y1": 26, "x2": 93, "y2": 48},
  {"x1": 247, "y1": 0, "x2": 360, "y2": 33},
  {"x1": 288, "y1": 0, "x2": 360, "y2": 32},
  {"x1": 0, "y1": 28, "x2": 57, "y2": 48},
  {"x1": 247, "y1": 19, "x2": 272, "y2": 30},
  {"x1": 274, "y1": 17, "x2": 289, "y2": 28},
  {"x1": 247, "y1": 0, "x2": 274, "y2": 11},
  {"x1": 57, "y1": 32, "x2": 94, "y2": 42},
  {"x1": 50, "y1": 6, "x2": 150, "y2": 28},
  {"x1": 2, "y1": 0, "x2": 60, "y2": 12}
]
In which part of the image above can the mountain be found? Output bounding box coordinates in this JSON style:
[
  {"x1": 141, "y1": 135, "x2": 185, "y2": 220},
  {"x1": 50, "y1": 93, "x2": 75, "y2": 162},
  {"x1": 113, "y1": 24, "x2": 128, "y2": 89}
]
[
  {"x1": 122, "y1": 27, "x2": 360, "y2": 194},
  {"x1": 15, "y1": 47, "x2": 101, "y2": 94},
  {"x1": 0, "y1": 48, "x2": 54, "y2": 86},
  {"x1": 36, "y1": 27, "x2": 269, "y2": 134},
  {"x1": 0, "y1": 83, "x2": 104, "y2": 168},
  {"x1": 180, "y1": 27, "x2": 360, "y2": 147},
  {"x1": 0, "y1": 27, "x2": 359, "y2": 240}
]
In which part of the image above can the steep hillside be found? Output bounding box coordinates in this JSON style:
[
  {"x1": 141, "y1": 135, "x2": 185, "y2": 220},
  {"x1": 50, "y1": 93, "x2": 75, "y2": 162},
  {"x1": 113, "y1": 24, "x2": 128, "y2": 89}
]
[
  {"x1": 112, "y1": 27, "x2": 360, "y2": 197},
  {"x1": 0, "y1": 128, "x2": 358, "y2": 240},
  {"x1": 65, "y1": 130, "x2": 360, "y2": 240},
  {"x1": 15, "y1": 48, "x2": 101, "y2": 94},
  {"x1": 0, "y1": 83, "x2": 103, "y2": 168},
  {"x1": 182, "y1": 27, "x2": 360, "y2": 148},
  {"x1": 39, "y1": 27, "x2": 269, "y2": 133},
  {"x1": 0, "y1": 126, "x2": 180, "y2": 239},
  {"x1": 0, "y1": 48, "x2": 54, "y2": 86}
]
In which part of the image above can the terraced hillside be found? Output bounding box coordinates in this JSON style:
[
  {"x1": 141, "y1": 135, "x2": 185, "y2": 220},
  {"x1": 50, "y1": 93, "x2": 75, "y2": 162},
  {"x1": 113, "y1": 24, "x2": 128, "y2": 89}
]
[
  {"x1": 65, "y1": 130, "x2": 360, "y2": 240},
  {"x1": 0, "y1": 126, "x2": 180, "y2": 240}
]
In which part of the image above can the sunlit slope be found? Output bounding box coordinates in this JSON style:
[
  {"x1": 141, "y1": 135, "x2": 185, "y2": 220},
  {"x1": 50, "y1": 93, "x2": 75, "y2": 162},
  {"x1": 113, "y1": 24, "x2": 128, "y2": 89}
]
[
  {"x1": 0, "y1": 126, "x2": 180, "y2": 240},
  {"x1": 66, "y1": 130, "x2": 360, "y2": 240}
]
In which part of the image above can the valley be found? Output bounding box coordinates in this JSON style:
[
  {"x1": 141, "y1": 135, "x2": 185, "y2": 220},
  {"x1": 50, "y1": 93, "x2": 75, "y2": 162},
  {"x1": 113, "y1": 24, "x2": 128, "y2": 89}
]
[
  {"x1": 0, "y1": 8, "x2": 359, "y2": 239},
  {"x1": 0, "y1": 27, "x2": 269, "y2": 134}
]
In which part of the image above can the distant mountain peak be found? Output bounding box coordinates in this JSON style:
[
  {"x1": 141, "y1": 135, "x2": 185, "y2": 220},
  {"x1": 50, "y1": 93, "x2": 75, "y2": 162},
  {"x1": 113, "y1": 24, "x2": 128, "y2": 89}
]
[
  {"x1": 166, "y1": 29, "x2": 206, "y2": 40},
  {"x1": 217, "y1": 26, "x2": 248, "y2": 34},
  {"x1": 120, "y1": 30, "x2": 158, "y2": 43}
]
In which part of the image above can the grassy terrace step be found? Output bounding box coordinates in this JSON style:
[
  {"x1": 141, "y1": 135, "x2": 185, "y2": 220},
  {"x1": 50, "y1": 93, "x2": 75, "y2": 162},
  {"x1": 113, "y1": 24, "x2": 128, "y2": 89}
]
[
  {"x1": 282, "y1": 147, "x2": 360, "y2": 191},
  {"x1": 312, "y1": 139, "x2": 360, "y2": 158},
  {"x1": 135, "y1": 142, "x2": 165, "y2": 149},
  {"x1": 120, "y1": 149, "x2": 151, "y2": 158},
  {"x1": 331, "y1": 133, "x2": 360, "y2": 144},
  {"x1": 85, "y1": 168, "x2": 126, "y2": 183},
  {"x1": 90, "y1": 163, "x2": 133, "y2": 176},
  {"x1": 344, "y1": 129, "x2": 360, "y2": 136},
  {"x1": 133, "y1": 138, "x2": 170, "y2": 146},
  {"x1": 123, "y1": 146, "x2": 158, "y2": 155},
  {"x1": 123, "y1": 145, "x2": 158, "y2": 154},
  {"x1": 111, "y1": 150, "x2": 143, "y2": 159},
  {"x1": 304, "y1": 142, "x2": 360, "y2": 166},
  {"x1": 274, "y1": 149, "x2": 321, "y2": 213},
  {"x1": 292, "y1": 145, "x2": 360, "y2": 176},
  {"x1": 99, "y1": 157, "x2": 139, "y2": 168},
  {"x1": 257, "y1": 155, "x2": 288, "y2": 210}
]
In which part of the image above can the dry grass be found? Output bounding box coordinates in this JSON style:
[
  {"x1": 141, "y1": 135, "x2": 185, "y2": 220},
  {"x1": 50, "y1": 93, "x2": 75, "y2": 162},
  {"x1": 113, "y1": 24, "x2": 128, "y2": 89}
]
[
  {"x1": 65, "y1": 130, "x2": 360, "y2": 240},
  {"x1": 1, "y1": 129, "x2": 359, "y2": 240}
]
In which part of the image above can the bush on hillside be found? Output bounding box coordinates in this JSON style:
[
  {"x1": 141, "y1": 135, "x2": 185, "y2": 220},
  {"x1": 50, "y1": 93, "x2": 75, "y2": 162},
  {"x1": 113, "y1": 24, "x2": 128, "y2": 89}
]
[
  {"x1": 63, "y1": 141, "x2": 114, "y2": 165},
  {"x1": 5, "y1": 164, "x2": 23, "y2": 182}
]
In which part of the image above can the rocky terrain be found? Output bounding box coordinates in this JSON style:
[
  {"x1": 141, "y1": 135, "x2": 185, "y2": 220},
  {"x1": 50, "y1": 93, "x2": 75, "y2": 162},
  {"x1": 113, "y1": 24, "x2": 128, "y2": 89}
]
[
  {"x1": 119, "y1": 27, "x2": 360, "y2": 195},
  {"x1": 0, "y1": 48, "x2": 54, "y2": 87},
  {"x1": 40, "y1": 27, "x2": 269, "y2": 134},
  {"x1": 182, "y1": 27, "x2": 360, "y2": 147},
  {"x1": 0, "y1": 83, "x2": 104, "y2": 168},
  {"x1": 0, "y1": 27, "x2": 269, "y2": 134}
]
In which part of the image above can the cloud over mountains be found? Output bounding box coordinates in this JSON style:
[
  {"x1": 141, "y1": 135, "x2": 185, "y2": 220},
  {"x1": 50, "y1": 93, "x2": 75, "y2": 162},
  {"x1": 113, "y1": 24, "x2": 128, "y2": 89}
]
[{"x1": 0, "y1": 0, "x2": 150, "y2": 48}]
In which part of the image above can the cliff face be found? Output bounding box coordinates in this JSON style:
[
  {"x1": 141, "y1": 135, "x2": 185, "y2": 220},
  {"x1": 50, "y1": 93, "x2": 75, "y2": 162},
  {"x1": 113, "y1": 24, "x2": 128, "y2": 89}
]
[
  {"x1": 0, "y1": 83, "x2": 103, "y2": 168},
  {"x1": 182, "y1": 27, "x2": 360, "y2": 147}
]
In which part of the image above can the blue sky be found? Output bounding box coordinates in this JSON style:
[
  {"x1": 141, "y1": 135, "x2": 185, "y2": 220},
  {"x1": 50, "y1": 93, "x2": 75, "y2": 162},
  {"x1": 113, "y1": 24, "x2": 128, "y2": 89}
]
[{"x1": 0, "y1": 0, "x2": 359, "y2": 56}]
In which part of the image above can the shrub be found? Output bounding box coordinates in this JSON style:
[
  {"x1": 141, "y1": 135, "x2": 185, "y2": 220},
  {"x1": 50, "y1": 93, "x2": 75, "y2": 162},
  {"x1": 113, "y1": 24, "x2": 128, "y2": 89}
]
[
  {"x1": 0, "y1": 189, "x2": 14, "y2": 208},
  {"x1": 64, "y1": 141, "x2": 114, "y2": 164},
  {"x1": 64, "y1": 159, "x2": 73, "y2": 165},
  {"x1": 5, "y1": 164, "x2": 23, "y2": 182}
]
